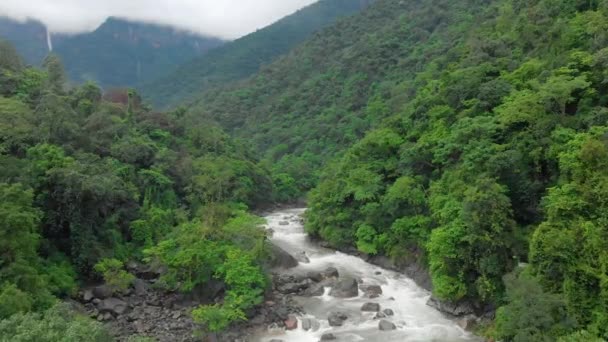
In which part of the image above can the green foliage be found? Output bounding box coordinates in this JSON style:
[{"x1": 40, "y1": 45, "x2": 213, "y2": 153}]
[
  {"x1": 0, "y1": 303, "x2": 111, "y2": 342},
  {"x1": 94, "y1": 258, "x2": 135, "y2": 293},
  {"x1": 192, "y1": 248, "x2": 266, "y2": 332},
  {"x1": 0, "y1": 39, "x2": 275, "y2": 328},
  {"x1": 494, "y1": 269, "x2": 575, "y2": 342},
  {"x1": 294, "y1": 0, "x2": 608, "y2": 340},
  {"x1": 0, "y1": 284, "x2": 33, "y2": 320}
]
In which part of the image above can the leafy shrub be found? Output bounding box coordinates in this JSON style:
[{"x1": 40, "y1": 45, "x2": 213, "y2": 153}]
[{"x1": 93, "y1": 258, "x2": 135, "y2": 293}]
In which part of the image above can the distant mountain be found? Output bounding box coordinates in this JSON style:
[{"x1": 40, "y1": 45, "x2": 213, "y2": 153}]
[
  {"x1": 140, "y1": 0, "x2": 371, "y2": 109},
  {"x1": 0, "y1": 17, "x2": 49, "y2": 65},
  {"x1": 0, "y1": 16, "x2": 225, "y2": 87}
]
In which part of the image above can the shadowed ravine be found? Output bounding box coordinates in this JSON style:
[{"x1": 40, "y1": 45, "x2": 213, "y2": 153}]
[{"x1": 255, "y1": 208, "x2": 481, "y2": 342}]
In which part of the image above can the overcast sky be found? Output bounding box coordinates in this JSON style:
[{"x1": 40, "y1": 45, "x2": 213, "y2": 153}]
[{"x1": 0, "y1": 0, "x2": 319, "y2": 39}]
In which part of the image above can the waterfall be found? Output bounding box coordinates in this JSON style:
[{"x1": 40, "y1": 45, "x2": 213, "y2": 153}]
[{"x1": 46, "y1": 28, "x2": 53, "y2": 51}]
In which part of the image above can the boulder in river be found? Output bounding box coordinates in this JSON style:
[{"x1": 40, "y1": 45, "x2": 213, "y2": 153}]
[
  {"x1": 360, "y1": 284, "x2": 383, "y2": 298},
  {"x1": 361, "y1": 302, "x2": 381, "y2": 312},
  {"x1": 301, "y1": 317, "x2": 320, "y2": 331},
  {"x1": 302, "y1": 282, "x2": 326, "y2": 297},
  {"x1": 374, "y1": 312, "x2": 386, "y2": 319},
  {"x1": 320, "y1": 333, "x2": 337, "y2": 341},
  {"x1": 329, "y1": 277, "x2": 358, "y2": 298},
  {"x1": 279, "y1": 221, "x2": 289, "y2": 226},
  {"x1": 378, "y1": 319, "x2": 397, "y2": 331},
  {"x1": 328, "y1": 311, "x2": 348, "y2": 326},
  {"x1": 383, "y1": 308, "x2": 394, "y2": 316},
  {"x1": 307, "y1": 267, "x2": 339, "y2": 282},
  {"x1": 267, "y1": 243, "x2": 299, "y2": 269}
]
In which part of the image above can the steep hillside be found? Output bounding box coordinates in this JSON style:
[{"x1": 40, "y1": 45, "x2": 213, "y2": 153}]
[
  {"x1": 0, "y1": 17, "x2": 48, "y2": 65},
  {"x1": 140, "y1": 0, "x2": 371, "y2": 108},
  {"x1": 185, "y1": 0, "x2": 608, "y2": 339},
  {"x1": 0, "y1": 17, "x2": 224, "y2": 87},
  {"x1": 189, "y1": 0, "x2": 470, "y2": 191}
]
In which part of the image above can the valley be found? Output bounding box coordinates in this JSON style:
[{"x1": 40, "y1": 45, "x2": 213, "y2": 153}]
[{"x1": 1, "y1": 0, "x2": 608, "y2": 341}]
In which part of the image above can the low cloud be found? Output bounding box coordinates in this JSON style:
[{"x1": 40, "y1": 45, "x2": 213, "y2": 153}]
[{"x1": 0, "y1": 0, "x2": 319, "y2": 39}]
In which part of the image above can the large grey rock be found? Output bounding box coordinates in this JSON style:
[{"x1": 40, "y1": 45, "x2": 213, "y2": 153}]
[
  {"x1": 426, "y1": 296, "x2": 476, "y2": 316},
  {"x1": 378, "y1": 319, "x2": 396, "y2": 331},
  {"x1": 383, "y1": 308, "x2": 394, "y2": 316},
  {"x1": 302, "y1": 283, "x2": 326, "y2": 297},
  {"x1": 374, "y1": 312, "x2": 386, "y2": 319},
  {"x1": 360, "y1": 284, "x2": 383, "y2": 298},
  {"x1": 82, "y1": 289, "x2": 94, "y2": 302},
  {"x1": 98, "y1": 298, "x2": 129, "y2": 316},
  {"x1": 320, "y1": 333, "x2": 336, "y2": 341},
  {"x1": 133, "y1": 278, "x2": 148, "y2": 296},
  {"x1": 323, "y1": 267, "x2": 339, "y2": 279},
  {"x1": 267, "y1": 243, "x2": 299, "y2": 269},
  {"x1": 92, "y1": 285, "x2": 113, "y2": 299},
  {"x1": 137, "y1": 262, "x2": 168, "y2": 280},
  {"x1": 329, "y1": 277, "x2": 358, "y2": 298},
  {"x1": 361, "y1": 302, "x2": 381, "y2": 312},
  {"x1": 328, "y1": 311, "x2": 348, "y2": 327}
]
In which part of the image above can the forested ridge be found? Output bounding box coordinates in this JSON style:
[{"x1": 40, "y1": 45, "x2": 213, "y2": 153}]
[
  {"x1": 0, "y1": 40, "x2": 278, "y2": 340},
  {"x1": 186, "y1": 0, "x2": 608, "y2": 340},
  {"x1": 140, "y1": 0, "x2": 370, "y2": 109}
]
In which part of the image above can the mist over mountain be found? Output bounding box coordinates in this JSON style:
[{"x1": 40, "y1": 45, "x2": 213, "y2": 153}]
[{"x1": 0, "y1": 16, "x2": 224, "y2": 87}]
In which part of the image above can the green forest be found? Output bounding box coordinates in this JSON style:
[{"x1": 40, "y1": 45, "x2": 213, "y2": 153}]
[
  {"x1": 0, "y1": 40, "x2": 280, "y2": 340},
  {"x1": 1, "y1": 0, "x2": 608, "y2": 341}
]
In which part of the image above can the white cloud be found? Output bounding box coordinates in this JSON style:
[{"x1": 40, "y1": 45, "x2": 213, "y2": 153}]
[{"x1": 0, "y1": 0, "x2": 319, "y2": 39}]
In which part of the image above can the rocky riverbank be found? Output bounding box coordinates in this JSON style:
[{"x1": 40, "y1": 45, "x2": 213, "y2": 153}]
[{"x1": 74, "y1": 240, "x2": 307, "y2": 341}]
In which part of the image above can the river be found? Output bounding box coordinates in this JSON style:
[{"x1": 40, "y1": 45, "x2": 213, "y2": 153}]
[{"x1": 254, "y1": 208, "x2": 480, "y2": 342}]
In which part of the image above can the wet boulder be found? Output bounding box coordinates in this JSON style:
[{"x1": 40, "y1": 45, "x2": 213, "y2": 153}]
[
  {"x1": 320, "y1": 333, "x2": 337, "y2": 341},
  {"x1": 360, "y1": 284, "x2": 383, "y2": 298},
  {"x1": 378, "y1": 319, "x2": 396, "y2": 331},
  {"x1": 374, "y1": 312, "x2": 387, "y2": 319},
  {"x1": 383, "y1": 308, "x2": 394, "y2": 316},
  {"x1": 361, "y1": 302, "x2": 381, "y2": 312},
  {"x1": 279, "y1": 221, "x2": 289, "y2": 226},
  {"x1": 328, "y1": 311, "x2": 348, "y2": 326},
  {"x1": 329, "y1": 277, "x2": 358, "y2": 298},
  {"x1": 267, "y1": 243, "x2": 299, "y2": 269},
  {"x1": 301, "y1": 318, "x2": 320, "y2": 332}
]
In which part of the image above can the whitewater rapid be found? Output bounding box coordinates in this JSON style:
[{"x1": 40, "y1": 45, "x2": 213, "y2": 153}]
[{"x1": 255, "y1": 208, "x2": 480, "y2": 342}]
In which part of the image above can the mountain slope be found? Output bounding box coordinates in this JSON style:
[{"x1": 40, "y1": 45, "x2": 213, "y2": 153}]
[
  {"x1": 0, "y1": 17, "x2": 48, "y2": 65},
  {"x1": 140, "y1": 0, "x2": 371, "y2": 108},
  {"x1": 188, "y1": 0, "x2": 470, "y2": 190},
  {"x1": 183, "y1": 0, "x2": 608, "y2": 339},
  {"x1": 0, "y1": 17, "x2": 224, "y2": 87}
]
